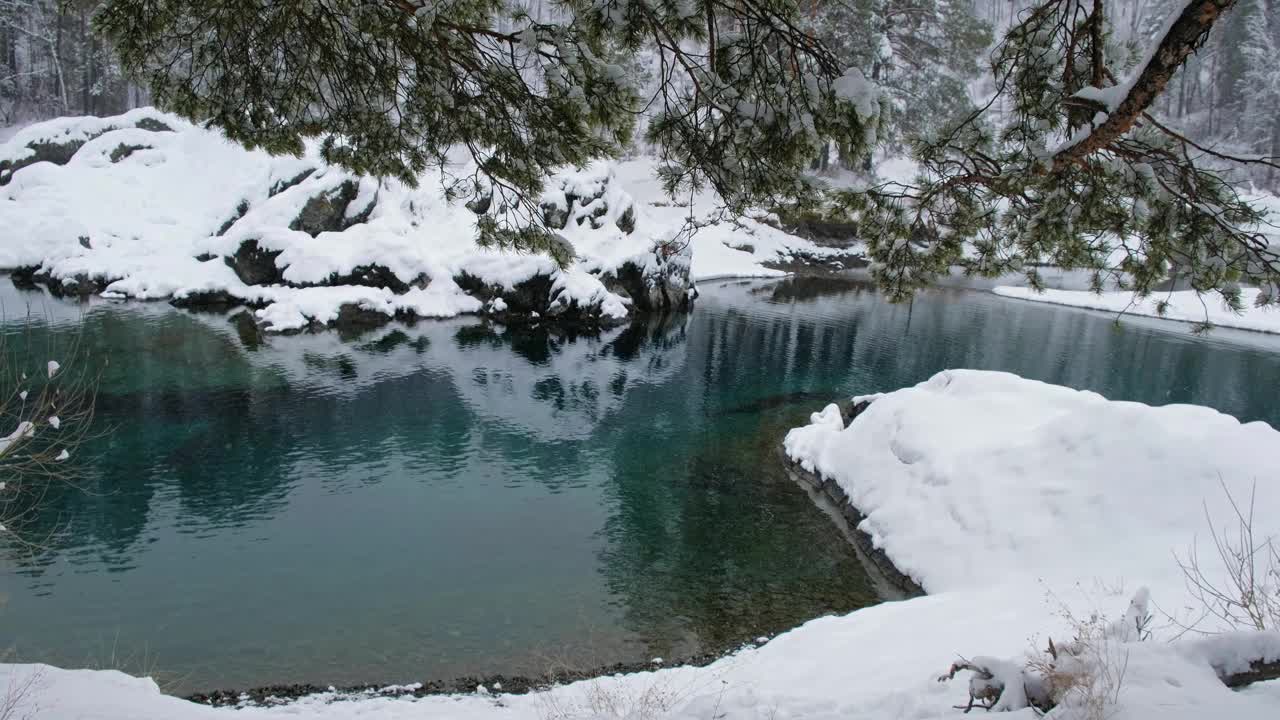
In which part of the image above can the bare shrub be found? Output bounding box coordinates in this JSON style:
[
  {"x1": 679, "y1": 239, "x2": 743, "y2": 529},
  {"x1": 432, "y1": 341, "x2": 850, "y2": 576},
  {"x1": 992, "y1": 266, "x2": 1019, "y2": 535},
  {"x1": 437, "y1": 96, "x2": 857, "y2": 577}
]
[
  {"x1": 0, "y1": 665, "x2": 44, "y2": 720},
  {"x1": 537, "y1": 677, "x2": 685, "y2": 720},
  {"x1": 0, "y1": 315, "x2": 100, "y2": 549},
  {"x1": 1174, "y1": 481, "x2": 1280, "y2": 634}
]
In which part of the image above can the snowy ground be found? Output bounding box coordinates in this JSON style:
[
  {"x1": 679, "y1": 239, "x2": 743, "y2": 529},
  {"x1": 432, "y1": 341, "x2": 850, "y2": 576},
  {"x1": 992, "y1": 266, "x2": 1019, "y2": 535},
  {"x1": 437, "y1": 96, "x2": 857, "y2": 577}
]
[
  {"x1": 6, "y1": 369, "x2": 1279, "y2": 718},
  {"x1": 989, "y1": 188, "x2": 1280, "y2": 334},
  {"x1": 993, "y1": 286, "x2": 1280, "y2": 334},
  {"x1": 0, "y1": 110, "x2": 852, "y2": 331}
]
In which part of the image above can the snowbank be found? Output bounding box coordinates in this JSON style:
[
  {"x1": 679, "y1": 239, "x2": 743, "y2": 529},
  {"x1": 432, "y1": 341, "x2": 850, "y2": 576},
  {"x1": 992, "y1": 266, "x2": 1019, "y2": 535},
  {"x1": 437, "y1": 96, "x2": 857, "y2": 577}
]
[
  {"x1": 994, "y1": 286, "x2": 1280, "y2": 334},
  {"x1": 781, "y1": 369, "x2": 1280, "y2": 716},
  {"x1": 1, "y1": 110, "x2": 851, "y2": 332},
  {"x1": 784, "y1": 369, "x2": 1280, "y2": 597},
  {"x1": 7, "y1": 369, "x2": 1280, "y2": 718}
]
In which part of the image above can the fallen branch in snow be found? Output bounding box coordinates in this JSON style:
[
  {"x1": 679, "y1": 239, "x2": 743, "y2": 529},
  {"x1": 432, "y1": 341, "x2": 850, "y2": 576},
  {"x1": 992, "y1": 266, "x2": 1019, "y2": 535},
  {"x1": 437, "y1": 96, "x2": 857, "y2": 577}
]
[
  {"x1": 938, "y1": 659, "x2": 997, "y2": 712},
  {"x1": 941, "y1": 590, "x2": 1150, "y2": 716},
  {"x1": 1219, "y1": 659, "x2": 1280, "y2": 689},
  {"x1": 943, "y1": 585, "x2": 1280, "y2": 715}
]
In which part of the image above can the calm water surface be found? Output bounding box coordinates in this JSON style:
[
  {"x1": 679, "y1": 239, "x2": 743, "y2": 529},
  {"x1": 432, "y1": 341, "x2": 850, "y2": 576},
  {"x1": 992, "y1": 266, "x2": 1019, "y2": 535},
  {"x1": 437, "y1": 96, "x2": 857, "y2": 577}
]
[{"x1": 1, "y1": 275, "x2": 1278, "y2": 693}]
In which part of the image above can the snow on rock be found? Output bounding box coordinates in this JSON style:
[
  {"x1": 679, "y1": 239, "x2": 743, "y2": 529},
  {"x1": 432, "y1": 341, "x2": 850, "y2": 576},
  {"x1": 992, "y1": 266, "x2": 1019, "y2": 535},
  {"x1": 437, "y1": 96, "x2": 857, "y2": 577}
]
[
  {"x1": 1184, "y1": 631, "x2": 1280, "y2": 683},
  {"x1": 781, "y1": 369, "x2": 1280, "y2": 716},
  {"x1": 608, "y1": 161, "x2": 862, "y2": 283},
  {"x1": 993, "y1": 286, "x2": 1280, "y2": 334},
  {"x1": 1, "y1": 110, "x2": 709, "y2": 331},
  {"x1": 2, "y1": 110, "x2": 860, "y2": 332},
  {"x1": 784, "y1": 369, "x2": 1280, "y2": 598}
]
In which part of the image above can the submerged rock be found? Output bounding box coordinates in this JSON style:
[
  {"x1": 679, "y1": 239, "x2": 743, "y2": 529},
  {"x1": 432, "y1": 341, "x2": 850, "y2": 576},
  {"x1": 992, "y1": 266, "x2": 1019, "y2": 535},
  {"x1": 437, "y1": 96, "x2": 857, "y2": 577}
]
[
  {"x1": 171, "y1": 289, "x2": 243, "y2": 309},
  {"x1": 331, "y1": 303, "x2": 393, "y2": 339}
]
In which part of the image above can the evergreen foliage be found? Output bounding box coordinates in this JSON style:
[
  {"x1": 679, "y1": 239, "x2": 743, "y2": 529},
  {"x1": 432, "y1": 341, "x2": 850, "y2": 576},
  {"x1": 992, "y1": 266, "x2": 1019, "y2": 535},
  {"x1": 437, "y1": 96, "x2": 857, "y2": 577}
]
[
  {"x1": 10, "y1": 0, "x2": 1278, "y2": 317},
  {"x1": 804, "y1": 0, "x2": 993, "y2": 155},
  {"x1": 841, "y1": 0, "x2": 1280, "y2": 318},
  {"x1": 96, "y1": 0, "x2": 884, "y2": 256}
]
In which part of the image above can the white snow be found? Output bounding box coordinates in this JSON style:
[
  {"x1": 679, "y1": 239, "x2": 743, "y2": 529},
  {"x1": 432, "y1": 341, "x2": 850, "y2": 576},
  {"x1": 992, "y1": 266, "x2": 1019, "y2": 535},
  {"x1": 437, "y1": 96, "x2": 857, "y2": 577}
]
[
  {"x1": 608, "y1": 162, "x2": 861, "y2": 283},
  {"x1": 993, "y1": 286, "x2": 1280, "y2": 334},
  {"x1": 7, "y1": 369, "x2": 1280, "y2": 718},
  {"x1": 2, "y1": 109, "x2": 851, "y2": 332},
  {"x1": 785, "y1": 369, "x2": 1280, "y2": 599},
  {"x1": 833, "y1": 67, "x2": 881, "y2": 122},
  {"x1": 0, "y1": 420, "x2": 35, "y2": 454}
]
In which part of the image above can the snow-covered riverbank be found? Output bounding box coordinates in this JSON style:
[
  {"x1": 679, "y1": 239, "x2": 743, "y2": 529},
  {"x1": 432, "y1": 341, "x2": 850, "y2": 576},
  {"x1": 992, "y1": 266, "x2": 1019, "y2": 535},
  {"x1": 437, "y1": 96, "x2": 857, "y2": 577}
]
[
  {"x1": 993, "y1": 285, "x2": 1280, "y2": 334},
  {"x1": 0, "y1": 109, "x2": 857, "y2": 333},
  {"x1": 6, "y1": 369, "x2": 1278, "y2": 719}
]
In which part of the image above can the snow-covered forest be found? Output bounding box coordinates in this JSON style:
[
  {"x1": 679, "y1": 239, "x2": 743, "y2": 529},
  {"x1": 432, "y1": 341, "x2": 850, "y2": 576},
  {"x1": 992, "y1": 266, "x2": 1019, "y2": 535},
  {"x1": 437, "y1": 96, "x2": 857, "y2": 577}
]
[{"x1": 0, "y1": 0, "x2": 145, "y2": 125}]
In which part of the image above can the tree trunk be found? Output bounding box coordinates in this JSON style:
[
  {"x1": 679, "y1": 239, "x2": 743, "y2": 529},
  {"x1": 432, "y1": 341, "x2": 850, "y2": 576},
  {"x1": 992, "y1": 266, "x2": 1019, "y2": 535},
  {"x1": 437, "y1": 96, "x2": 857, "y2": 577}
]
[
  {"x1": 80, "y1": 9, "x2": 90, "y2": 114},
  {"x1": 1268, "y1": 117, "x2": 1280, "y2": 191},
  {"x1": 53, "y1": 14, "x2": 68, "y2": 114}
]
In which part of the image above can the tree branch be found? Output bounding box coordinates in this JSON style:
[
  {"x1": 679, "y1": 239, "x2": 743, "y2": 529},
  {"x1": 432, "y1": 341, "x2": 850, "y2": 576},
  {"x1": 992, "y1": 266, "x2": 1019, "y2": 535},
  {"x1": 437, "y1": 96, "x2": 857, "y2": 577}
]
[{"x1": 1053, "y1": 0, "x2": 1236, "y2": 168}]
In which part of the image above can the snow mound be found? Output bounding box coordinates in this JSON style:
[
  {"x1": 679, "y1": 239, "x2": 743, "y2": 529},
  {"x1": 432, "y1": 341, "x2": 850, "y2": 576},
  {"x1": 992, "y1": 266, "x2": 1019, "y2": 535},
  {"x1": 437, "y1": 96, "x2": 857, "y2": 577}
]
[
  {"x1": 1, "y1": 110, "x2": 862, "y2": 333},
  {"x1": 784, "y1": 369, "x2": 1280, "y2": 599}
]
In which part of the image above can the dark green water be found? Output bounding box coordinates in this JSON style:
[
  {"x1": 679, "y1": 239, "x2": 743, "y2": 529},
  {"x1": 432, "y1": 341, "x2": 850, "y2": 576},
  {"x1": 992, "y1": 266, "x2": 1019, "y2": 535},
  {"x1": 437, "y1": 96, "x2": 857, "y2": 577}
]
[{"x1": 1, "y1": 275, "x2": 1278, "y2": 694}]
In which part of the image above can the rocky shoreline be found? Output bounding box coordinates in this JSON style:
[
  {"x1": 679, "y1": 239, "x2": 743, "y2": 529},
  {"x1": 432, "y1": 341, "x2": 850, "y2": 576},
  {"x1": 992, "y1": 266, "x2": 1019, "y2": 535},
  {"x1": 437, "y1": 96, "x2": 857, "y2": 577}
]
[
  {"x1": 781, "y1": 398, "x2": 925, "y2": 599},
  {"x1": 185, "y1": 640, "x2": 771, "y2": 708},
  {"x1": 1, "y1": 109, "x2": 699, "y2": 334}
]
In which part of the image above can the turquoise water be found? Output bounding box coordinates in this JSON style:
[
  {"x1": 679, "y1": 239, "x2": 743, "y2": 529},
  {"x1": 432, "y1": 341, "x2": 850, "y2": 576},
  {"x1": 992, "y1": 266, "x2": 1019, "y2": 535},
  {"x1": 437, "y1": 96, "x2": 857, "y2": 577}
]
[{"x1": 1, "y1": 275, "x2": 1277, "y2": 694}]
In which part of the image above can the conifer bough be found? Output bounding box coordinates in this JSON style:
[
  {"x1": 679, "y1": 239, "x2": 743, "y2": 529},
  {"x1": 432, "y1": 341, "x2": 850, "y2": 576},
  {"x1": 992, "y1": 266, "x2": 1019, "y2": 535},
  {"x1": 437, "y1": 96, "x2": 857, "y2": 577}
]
[
  {"x1": 97, "y1": 0, "x2": 884, "y2": 258},
  {"x1": 850, "y1": 0, "x2": 1280, "y2": 320},
  {"x1": 98, "y1": 0, "x2": 1276, "y2": 319}
]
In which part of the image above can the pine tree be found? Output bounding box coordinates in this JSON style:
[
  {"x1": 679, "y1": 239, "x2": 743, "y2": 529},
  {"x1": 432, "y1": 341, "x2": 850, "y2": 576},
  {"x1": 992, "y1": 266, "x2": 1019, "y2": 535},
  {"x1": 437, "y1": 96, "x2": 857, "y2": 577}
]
[
  {"x1": 96, "y1": 0, "x2": 886, "y2": 257},
  {"x1": 842, "y1": 0, "x2": 1280, "y2": 317},
  {"x1": 804, "y1": 0, "x2": 992, "y2": 157},
  {"x1": 92, "y1": 0, "x2": 1278, "y2": 314}
]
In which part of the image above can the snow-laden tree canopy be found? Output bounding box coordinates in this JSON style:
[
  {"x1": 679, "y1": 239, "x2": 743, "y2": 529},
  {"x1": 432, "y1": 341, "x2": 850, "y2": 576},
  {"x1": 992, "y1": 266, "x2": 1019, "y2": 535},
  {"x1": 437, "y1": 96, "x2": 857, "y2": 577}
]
[
  {"x1": 97, "y1": 0, "x2": 885, "y2": 258},
  {"x1": 96, "y1": 0, "x2": 1277, "y2": 316},
  {"x1": 843, "y1": 0, "x2": 1280, "y2": 318}
]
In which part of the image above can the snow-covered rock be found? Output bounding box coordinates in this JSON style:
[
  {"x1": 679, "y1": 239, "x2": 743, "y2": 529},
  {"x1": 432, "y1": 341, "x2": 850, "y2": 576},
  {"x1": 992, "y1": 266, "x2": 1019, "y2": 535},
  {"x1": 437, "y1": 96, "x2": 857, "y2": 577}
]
[
  {"x1": 784, "y1": 369, "x2": 1280, "y2": 598},
  {"x1": 0, "y1": 109, "x2": 700, "y2": 332},
  {"x1": 780, "y1": 369, "x2": 1280, "y2": 716}
]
